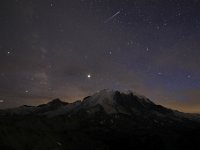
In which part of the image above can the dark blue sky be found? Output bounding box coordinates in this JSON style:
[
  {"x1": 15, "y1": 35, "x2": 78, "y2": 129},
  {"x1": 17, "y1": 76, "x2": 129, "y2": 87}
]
[{"x1": 0, "y1": 0, "x2": 200, "y2": 112}]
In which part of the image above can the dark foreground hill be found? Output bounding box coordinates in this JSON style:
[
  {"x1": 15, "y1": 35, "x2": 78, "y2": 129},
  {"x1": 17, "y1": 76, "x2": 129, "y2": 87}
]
[{"x1": 0, "y1": 90, "x2": 200, "y2": 150}]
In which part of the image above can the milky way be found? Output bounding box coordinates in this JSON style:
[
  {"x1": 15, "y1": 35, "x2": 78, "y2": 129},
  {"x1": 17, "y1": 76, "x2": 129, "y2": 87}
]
[{"x1": 0, "y1": 0, "x2": 200, "y2": 112}]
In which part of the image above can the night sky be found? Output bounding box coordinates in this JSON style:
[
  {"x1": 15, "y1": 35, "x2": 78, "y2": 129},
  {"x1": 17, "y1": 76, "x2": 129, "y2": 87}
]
[{"x1": 0, "y1": 0, "x2": 200, "y2": 113}]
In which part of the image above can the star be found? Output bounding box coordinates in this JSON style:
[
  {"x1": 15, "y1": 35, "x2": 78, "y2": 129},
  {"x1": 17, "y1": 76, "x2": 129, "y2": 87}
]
[
  {"x1": 7, "y1": 51, "x2": 11, "y2": 55},
  {"x1": 25, "y1": 90, "x2": 29, "y2": 93},
  {"x1": 84, "y1": 55, "x2": 88, "y2": 60},
  {"x1": 187, "y1": 75, "x2": 191, "y2": 79},
  {"x1": 163, "y1": 23, "x2": 168, "y2": 26},
  {"x1": 87, "y1": 74, "x2": 91, "y2": 78},
  {"x1": 156, "y1": 26, "x2": 160, "y2": 30}
]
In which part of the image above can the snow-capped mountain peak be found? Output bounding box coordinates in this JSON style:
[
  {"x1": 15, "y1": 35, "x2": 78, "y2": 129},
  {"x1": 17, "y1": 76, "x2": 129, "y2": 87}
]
[
  {"x1": 81, "y1": 89, "x2": 157, "y2": 114},
  {"x1": 82, "y1": 89, "x2": 117, "y2": 113}
]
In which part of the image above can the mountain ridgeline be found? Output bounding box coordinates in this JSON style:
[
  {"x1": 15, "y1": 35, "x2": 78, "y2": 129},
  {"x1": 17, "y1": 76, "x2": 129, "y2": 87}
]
[{"x1": 0, "y1": 90, "x2": 200, "y2": 150}]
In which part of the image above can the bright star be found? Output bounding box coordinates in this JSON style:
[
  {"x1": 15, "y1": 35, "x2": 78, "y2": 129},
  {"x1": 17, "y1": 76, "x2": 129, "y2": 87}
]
[{"x1": 87, "y1": 74, "x2": 91, "y2": 78}]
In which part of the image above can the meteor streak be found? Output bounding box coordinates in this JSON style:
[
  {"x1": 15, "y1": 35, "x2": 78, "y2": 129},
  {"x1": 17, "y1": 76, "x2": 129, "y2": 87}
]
[{"x1": 104, "y1": 11, "x2": 120, "y2": 23}]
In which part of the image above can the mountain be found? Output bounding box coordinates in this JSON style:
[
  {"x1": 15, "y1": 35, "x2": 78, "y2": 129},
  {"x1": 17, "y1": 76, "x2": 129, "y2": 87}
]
[{"x1": 0, "y1": 89, "x2": 200, "y2": 150}]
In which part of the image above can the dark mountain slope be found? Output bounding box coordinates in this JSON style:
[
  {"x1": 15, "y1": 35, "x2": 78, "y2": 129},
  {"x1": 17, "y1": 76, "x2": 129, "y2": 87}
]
[{"x1": 0, "y1": 89, "x2": 200, "y2": 150}]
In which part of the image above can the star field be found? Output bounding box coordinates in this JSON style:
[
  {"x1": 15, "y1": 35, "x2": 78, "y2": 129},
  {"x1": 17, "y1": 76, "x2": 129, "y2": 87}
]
[{"x1": 0, "y1": 0, "x2": 200, "y2": 112}]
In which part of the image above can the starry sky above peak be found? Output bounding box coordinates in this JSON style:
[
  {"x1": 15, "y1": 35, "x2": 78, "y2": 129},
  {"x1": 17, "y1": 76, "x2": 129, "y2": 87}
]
[{"x1": 0, "y1": 0, "x2": 200, "y2": 113}]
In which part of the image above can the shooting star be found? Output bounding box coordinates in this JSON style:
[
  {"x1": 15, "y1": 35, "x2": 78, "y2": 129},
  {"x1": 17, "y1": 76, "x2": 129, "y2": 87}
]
[{"x1": 104, "y1": 11, "x2": 120, "y2": 23}]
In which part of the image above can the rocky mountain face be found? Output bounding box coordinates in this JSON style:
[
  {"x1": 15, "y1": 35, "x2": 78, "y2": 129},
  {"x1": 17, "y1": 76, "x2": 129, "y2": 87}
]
[{"x1": 0, "y1": 89, "x2": 200, "y2": 150}]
